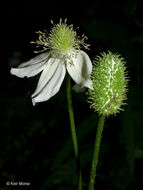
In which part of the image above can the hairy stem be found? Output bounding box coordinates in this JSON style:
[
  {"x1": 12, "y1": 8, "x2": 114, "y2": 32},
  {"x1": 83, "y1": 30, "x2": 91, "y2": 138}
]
[{"x1": 88, "y1": 115, "x2": 105, "y2": 190}]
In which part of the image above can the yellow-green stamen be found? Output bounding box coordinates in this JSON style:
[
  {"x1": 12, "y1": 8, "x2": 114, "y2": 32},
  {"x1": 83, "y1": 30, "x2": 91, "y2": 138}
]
[{"x1": 31, "y1": 19, "x2": 90, "y2": 54}]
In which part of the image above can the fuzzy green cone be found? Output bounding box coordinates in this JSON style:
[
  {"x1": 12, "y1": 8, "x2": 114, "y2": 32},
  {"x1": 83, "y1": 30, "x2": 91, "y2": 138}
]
[{"x1": 88, "y1": 51, "x2": 128, "y2": 116}]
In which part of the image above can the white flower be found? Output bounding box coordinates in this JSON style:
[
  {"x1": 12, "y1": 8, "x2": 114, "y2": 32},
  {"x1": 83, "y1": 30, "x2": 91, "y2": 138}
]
[
  {"x1": 10, "y1": 19, "x2": 93, "y2": 105},
  {"x1": 11, "y1": 50, "x2": 93, "y2": 105}
]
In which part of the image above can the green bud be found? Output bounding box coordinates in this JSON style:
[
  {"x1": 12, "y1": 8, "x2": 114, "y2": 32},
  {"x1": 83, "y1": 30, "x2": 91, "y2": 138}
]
[{"x1": 88, "y1": 51, "x2": 128, "y2": 116}]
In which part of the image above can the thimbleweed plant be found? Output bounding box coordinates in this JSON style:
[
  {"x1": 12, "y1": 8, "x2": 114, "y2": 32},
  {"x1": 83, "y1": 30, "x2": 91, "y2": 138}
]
[
  {"x1": 87, "y1": 51, "x2": 128, "y2": 190},
  {"x1": 10, "y1": 17, "x2": 129, "y2": 190},
  {"x1": 10, "y1": 19, "x2": 93, "y2": 190}
]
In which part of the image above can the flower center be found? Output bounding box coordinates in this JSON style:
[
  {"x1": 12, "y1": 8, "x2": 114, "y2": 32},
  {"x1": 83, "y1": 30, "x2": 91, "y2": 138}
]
[
  {"x1": 49, "y1": 23, "x2": 75, "y2": 53},
  {"x1": 31, "y1": 19, "x2": 90, "y2": 55}
]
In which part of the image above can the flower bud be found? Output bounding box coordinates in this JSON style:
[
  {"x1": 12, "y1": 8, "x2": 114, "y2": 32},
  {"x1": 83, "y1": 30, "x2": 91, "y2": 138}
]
[{"x1": 88, "y1": 51, "x2": 128, "y2": 116}]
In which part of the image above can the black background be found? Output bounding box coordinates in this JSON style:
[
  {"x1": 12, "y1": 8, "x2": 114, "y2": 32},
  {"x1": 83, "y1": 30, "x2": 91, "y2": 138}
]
[{"x1": 0, "y1": 0, "x2": 143, "y2": 189}]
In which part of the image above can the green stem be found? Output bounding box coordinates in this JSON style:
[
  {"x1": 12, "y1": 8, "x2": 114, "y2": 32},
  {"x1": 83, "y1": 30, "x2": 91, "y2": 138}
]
[
  {"x1": 88, "y1": 115, "x2": 106, "y2": 190},
  {"x1": 66, "y1": 74, "x2": 82, "y2": 190},
  {"x1": 66, "y1": 74, "x2": 78, "y2": 157}
]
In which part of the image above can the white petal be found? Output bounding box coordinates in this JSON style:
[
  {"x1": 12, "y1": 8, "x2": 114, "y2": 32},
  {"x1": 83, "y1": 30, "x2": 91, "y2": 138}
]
[
  {"x1": 32, "y1": 58, "x2": 60, "y2": 97},
  {"x1": 10, "y1": 52, "x2": 50, "y2": 78},
  {"x1": 66, "y1": 50, "x2": 93, "y2": 89},
  {"x1": 73, "y1": 84, "x2": 86, "y2": 92},
  {"x1": 32, "y1": 61, "x2": 66, "y2": 105}
]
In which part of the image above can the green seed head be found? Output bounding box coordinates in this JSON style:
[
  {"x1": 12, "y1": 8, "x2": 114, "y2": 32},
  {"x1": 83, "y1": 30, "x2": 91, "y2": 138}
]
[
  {"x1": 88, "y1": 51, "x2": 128, "y2": 116},
  {"x1": 49, "y1": 23, "x2": 75, "y2": 53},
  {"x1": 31, "y1": 19, "x2": 90, "y2": 55}
]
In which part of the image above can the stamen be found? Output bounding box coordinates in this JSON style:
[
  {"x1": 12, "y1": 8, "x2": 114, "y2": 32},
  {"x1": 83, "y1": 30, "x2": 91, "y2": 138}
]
[
  {"x1": 50, "y1": 20, "x2": 54, "y2": 25},
  {"x1": 31, "y1": 19, "x2": 90, "y2": 54}
]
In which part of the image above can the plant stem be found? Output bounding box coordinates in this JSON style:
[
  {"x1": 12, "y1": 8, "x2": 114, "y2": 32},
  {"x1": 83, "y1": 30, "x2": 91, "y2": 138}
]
[
  {"x1": 88, "y1": 115, "x2": 105, "y2": 190},
  {"x1": 66, "y1": 74, "x2": 78, "y2": 157},
  {"x1": 66, "y1": 74, "x2": 82, "y2": 190}
]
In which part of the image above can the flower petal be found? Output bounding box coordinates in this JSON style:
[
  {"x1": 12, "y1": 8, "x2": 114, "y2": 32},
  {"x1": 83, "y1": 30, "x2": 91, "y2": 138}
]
[
  {"x1": 32, "y1": 58, "x2": 60, "y2": 98},
  {"x1": 73, "y1": 78, "x2": 93, "y2": 92},
  {"x1": 66, "y1": 50, "x2": 93, "y2": 90},
  {"x1": 72, "y1": 84, "x2": 86, "y2": 92},
  {"x1": 10, "y1": 52, "x2": 50, "y2": 78},
  {"x1": 32, "y1": 60, "x2": 66, "y2": 105}
]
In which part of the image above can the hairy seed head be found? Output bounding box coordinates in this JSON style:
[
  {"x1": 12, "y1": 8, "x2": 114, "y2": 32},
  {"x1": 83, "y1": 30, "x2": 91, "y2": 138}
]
[{"x1": 88, "y1": 51, "x2": 128, "y2": 116}]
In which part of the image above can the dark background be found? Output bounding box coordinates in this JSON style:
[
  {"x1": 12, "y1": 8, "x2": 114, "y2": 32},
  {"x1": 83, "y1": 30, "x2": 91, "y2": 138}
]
[{"x1": 1, "y1": 0, "x2": 143, "y2": 189}]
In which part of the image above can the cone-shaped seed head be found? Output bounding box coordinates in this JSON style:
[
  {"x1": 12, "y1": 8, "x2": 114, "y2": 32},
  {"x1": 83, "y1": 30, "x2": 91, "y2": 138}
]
[{"x1": 88, "y1": 52, "x2": 128, "y2": 116}]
